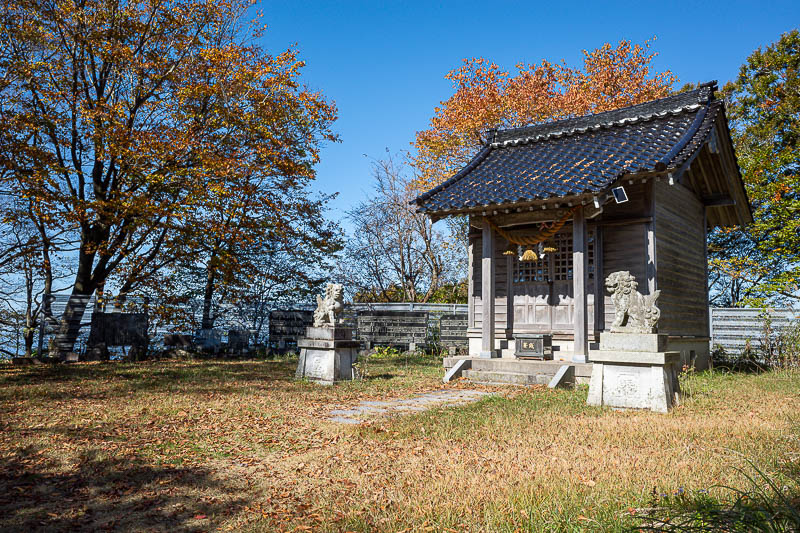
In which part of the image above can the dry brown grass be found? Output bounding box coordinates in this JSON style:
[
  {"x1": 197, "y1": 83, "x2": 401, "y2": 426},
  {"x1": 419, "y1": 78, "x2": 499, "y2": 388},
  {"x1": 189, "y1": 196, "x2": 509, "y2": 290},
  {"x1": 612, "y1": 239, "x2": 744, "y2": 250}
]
[{"x1": 0, "y1": 356, "x2": 798, "y2": 532}]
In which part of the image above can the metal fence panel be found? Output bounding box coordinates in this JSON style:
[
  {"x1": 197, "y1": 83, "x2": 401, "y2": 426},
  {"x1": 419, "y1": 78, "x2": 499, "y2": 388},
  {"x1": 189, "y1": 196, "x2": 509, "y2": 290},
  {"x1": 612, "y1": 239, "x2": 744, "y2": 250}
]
[
  {"x1": 710, "y1": 307, "x2": 798, "y2": 354},
  {"x1": 1, "y1": 297, "x2": 468, "y2": 358}
]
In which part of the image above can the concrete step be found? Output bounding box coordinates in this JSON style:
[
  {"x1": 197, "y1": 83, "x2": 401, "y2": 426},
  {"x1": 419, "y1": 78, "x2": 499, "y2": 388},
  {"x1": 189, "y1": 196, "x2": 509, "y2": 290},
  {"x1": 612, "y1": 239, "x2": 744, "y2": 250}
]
[
  {"x1": 470, "y1": 359, "x2": 555, "y2": 374},
  {"x1": 469, "y1": 358, "x2": 592, "y2": 378},
  {"x1": 443, "y1": 356, "x2": 573, "y2": 369},
  {"x1": 462, "y1": 369, "x2": 552, "y2": 386},
  {"x1": 443, "y1": 356, "x2": 471, "y2": 369}
]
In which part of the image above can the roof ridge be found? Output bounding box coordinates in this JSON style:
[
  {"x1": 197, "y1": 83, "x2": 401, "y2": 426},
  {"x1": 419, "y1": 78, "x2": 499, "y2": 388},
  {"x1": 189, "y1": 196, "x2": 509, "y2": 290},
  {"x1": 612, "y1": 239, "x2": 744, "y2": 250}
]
[
  {"x1": 493, "y1": 82, "x2": 717, "y2": 143},
  {"x1": 491, "y1": 103, "x2": 703, "y2": 148}
]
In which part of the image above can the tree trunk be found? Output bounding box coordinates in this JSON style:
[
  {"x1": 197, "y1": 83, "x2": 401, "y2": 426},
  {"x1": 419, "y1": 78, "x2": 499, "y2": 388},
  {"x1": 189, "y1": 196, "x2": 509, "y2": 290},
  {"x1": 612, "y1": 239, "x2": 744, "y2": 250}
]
[
  {"x1": 39, "y1": 242, "x2": 54, "y2": 359},
  {"x1": 23, "y1": 327, "x2": 35, "y2": 357},
  {"x1": 23, "y1": 261, "x2": 35, "y2": 357},
  {"x1": 52, "y1": 289, "x2": 94, "y2": 359},
  {"x1": 201, "y1": 259, "x2": 217, "y2": 331},
  {"x1": 53, "y1": 250, "x2": 96, "y2": 360}
]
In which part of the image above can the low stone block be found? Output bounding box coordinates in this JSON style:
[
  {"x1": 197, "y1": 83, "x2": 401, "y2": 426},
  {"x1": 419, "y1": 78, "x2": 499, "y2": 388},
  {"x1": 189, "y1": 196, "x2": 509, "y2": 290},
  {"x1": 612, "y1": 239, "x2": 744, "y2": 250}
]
[
  {"x1": 599, "y1": 332, "x2": 667, "y2": 352},
  {"x1": 591, "y1": 350, "x2": 679, "y2": 366},
  {"x1": 304, "y1": 326, "x2": 352, "y2": 341},
  {"x1": 586, "y1": 363, "x2": 604, "y2": 406},
  {"x1": 547, "y1": 365, "x2": 574, "y2": 389},
  {"x1": 602, "y1": 364, "x2": 652, "y2": 409},
  {"x1": 295, "y1": 326, "x2": 357, "y2": 385},
  {"x1": 587, "y1": 351, "x2": 681, "y2": 413},
  {"x1": 295, "y1": 347, "x2": 357, "y2": 385},
  {"x1": 297, "y1": 338, "x2": 360, "y2": 350},
  {"x1": 442, "y1": 358, "x2": 471, "y2": 383}
]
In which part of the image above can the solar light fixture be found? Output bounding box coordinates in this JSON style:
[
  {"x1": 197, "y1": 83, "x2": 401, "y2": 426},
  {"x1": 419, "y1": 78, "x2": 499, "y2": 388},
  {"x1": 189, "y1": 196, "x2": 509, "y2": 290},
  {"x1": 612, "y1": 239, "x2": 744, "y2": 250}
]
[{"x1": 612, "y1": 186, "x2": 628, "y2": 204}]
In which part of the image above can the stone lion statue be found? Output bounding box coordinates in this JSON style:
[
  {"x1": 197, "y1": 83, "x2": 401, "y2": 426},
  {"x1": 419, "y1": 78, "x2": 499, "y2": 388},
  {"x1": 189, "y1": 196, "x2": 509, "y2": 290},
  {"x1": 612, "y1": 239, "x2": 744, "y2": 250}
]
[
  {"x1": 313, "y1": 283, "x2": 344, "y2": 327},
  {"x1": 605, "y1": 271, "x2": 660, "y2": 333}
]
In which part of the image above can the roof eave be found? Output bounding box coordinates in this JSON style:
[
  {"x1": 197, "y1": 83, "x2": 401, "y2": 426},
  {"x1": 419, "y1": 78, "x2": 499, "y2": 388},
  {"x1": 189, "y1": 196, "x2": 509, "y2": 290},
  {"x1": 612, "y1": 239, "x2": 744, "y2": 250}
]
[
  {"x1": 417, "y1": 169, "x2": 670, "y2": 219},
  {"x1": 412, "y1": 144, "x2": 494, "y2": 206}
]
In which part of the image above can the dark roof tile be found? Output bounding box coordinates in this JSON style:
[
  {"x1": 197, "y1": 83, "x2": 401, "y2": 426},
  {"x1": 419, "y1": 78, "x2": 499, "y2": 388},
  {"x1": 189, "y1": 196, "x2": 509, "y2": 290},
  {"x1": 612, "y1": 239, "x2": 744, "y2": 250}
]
[{"x1": 415, "y1": 83, "x2": 721, "y2": 214}]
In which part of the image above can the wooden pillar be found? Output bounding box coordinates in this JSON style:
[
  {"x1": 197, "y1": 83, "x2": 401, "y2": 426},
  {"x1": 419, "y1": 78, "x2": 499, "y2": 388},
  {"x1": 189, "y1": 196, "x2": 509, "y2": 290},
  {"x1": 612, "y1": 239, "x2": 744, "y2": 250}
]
[
  {"x1": 506, "y1": 248, "x2": 514, "y2": 336},
  {"x1": 468, "y1": 236, "x2": 475, "y2": 329},
  {"x1": 703, "y1": 209, "x2": 710, "y2": 336},
  {"x1": 573, "y1": 206, "x2": 588, "y2": 362},
  {"x1": 645, "y1": 181, "x2": 657, "y2": 295},
  {"x1": 595, "y1": 226, "x2": 604, "y2": 331},
  {"x1": 646, "y1": 222, "x2": 657, "y2": 294},
  {"x1": 481, "y1": 223, "x2": 496, "y2": 358}
]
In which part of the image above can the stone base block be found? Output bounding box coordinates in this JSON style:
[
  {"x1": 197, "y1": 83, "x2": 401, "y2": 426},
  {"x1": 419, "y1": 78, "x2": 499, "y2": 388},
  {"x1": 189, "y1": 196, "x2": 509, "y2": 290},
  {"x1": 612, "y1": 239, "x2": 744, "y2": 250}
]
[
  {"x1": 591, "y1": 350, "x2": 677, "y2": 365},
  {"x1": 304, "y1": 326, "x2": 352, "y2": 341},
  {"x1": 295, "y1": 326, "x2": 358, "y2": 385},
  {"x1": 295, "y1": 347, "x2": 358, "y2": 385},
  {"x1": 297, "y1": 338, "x2": 360, "y2": 350},
  {"x1": 599, "y1": 332, "x2": 667, "y2": 352},
  {"x1": 587, "y1": 350, "x2": 680, "y2": 413}
]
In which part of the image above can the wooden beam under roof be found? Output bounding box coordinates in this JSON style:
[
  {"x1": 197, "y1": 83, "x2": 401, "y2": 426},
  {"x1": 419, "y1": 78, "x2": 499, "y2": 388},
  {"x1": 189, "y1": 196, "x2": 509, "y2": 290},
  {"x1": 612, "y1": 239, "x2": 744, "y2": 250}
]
[
  {"x1": 694, "y1": 144, "x2": 716, "y2": 199},
  {"x1": 694, "y1": 146, "x2": 732, "y2": 226},
  {"x1": 702, "y1": 193, "x2": 736, "y2": 207},
  {"x1": 706, "y1": 150, "x2": 737, "y2": 226},
  {"x1": 682, "y1": 163, "x2": 700, "y2": 196},
  {"x1": 714, "y1": 113, "x2": 752, "y2": 226}
]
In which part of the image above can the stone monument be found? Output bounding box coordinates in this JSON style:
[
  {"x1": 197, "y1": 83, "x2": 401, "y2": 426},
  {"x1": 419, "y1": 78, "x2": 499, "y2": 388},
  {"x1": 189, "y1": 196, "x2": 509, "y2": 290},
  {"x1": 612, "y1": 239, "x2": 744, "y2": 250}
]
[
  {"x1": 295, "y1": 283, "x2": 359, "y2": 385},
  {"x1": 587, "y1": 271, "x2": 680, "y2": 413}
]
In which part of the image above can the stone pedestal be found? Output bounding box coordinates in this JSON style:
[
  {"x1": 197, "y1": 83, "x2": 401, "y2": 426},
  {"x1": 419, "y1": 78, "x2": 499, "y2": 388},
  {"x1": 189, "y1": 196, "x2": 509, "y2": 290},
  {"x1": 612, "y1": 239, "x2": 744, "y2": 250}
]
[
  {"x1": 587, "y1": 333, "x2": 680, "y2": 413},
  {"x1": 295, "y1": 326, "x2": 359, "y2": 385}
]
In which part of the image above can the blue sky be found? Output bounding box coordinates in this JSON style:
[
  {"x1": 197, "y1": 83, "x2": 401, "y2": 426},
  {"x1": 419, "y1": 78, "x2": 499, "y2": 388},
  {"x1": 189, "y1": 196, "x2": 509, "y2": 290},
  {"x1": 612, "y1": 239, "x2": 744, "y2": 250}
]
[{"x1": 258, "y1": 1, "x2": 799, "y2": 229}]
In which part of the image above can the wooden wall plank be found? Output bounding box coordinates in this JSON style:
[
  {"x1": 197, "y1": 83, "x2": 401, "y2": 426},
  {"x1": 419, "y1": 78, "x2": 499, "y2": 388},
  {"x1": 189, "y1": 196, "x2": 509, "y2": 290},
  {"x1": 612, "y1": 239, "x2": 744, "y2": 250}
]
[
  {"x1": 654, "y1": 180, "x2": 708, "y2": 337},
  {"x1": 602, "y1": 222, "x2": 647, "y2": 329}
]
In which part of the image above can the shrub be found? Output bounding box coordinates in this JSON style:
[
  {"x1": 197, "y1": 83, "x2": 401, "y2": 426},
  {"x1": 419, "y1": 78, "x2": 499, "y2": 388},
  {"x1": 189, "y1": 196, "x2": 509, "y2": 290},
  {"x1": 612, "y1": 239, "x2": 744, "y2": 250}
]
[{"x1": 638, "y1": 459, "x2": 800, "y2": 532}]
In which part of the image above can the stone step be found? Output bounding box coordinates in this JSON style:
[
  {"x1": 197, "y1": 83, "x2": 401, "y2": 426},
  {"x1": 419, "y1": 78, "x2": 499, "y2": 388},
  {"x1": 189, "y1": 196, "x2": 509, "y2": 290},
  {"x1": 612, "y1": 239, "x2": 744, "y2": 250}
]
[
  {"x1": 470, "y1": 359, "x2": 555, "y2": 374},
  {"x1": 462, "y1": 369, "x2": 552, "y2": 386},
  {"x1": 469, "y1": 358, "x2": 592, "y2": 377},
  {"x1": 443, "y1": 356, "x2": 573, "y2": 369}
]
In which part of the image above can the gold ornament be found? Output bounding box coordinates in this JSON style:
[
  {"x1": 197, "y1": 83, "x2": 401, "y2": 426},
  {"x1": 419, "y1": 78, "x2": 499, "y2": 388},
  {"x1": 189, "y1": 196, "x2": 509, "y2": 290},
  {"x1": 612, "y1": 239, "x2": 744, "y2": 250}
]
[{"x1": 520, "y1": 248, "x2": 538, "y2": 262}]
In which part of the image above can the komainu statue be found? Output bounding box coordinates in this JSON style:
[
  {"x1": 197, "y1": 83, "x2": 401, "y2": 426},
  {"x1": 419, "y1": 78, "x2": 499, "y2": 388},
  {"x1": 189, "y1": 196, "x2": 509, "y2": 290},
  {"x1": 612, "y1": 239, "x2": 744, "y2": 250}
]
[
  {"x1": 313, "y1": 283, "x2": 344, "y2": 327},
  {"x1": 605, "y1": 271, "x2": 660, "y2": 333}
]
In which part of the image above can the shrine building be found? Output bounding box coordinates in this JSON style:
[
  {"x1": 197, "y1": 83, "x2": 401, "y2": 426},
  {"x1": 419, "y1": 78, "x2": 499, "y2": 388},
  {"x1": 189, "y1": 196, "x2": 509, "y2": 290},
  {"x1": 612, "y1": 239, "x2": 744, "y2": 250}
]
[{"x1": 413, "y1": 82, "x2": 751, "y2": 379}]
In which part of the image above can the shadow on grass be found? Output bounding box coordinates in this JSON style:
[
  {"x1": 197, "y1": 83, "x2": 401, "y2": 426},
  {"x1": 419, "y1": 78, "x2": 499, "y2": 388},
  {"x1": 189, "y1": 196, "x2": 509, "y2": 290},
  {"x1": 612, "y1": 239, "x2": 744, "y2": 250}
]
[
  {"x1": 0, "y1": 360, "x2": 300, "y2": 399},
  {"x1": 0, "y1": 446, "x2": 248, "y2": 532},
  {"x1": 0, "y1": 355, "x2": 443, "y2": 406},
  {"x1": 374, "y1": 353, "x2": 443, "y2": 367},
  {"x1": 364, "y1": 373, "x2": 395, "y2": 380}
]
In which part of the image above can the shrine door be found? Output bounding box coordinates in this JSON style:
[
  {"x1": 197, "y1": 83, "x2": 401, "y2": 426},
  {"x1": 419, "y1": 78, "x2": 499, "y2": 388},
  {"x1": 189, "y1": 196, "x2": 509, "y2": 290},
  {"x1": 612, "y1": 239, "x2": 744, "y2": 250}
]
[{"x1": 512, "y1": 229, "x2": 595, "y2": 334}]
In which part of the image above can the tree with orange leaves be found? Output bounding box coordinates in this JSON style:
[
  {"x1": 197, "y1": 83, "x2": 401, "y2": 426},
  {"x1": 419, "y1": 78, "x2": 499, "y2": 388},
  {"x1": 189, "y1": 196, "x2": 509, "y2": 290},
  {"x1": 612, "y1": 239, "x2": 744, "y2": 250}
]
[
  {"x1": 412, "y1": 39, "x2": 677, "y2": 191},
  {"x1": 0, "y1": 0, "x2": 338, "y2": 358}
]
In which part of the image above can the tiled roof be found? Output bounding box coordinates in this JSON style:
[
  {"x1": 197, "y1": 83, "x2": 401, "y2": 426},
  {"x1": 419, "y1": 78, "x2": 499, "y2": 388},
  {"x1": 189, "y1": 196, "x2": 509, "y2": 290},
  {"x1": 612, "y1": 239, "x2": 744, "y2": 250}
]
[{"x1": 414, "y1": 82, "x2": 721, "y2": 214}]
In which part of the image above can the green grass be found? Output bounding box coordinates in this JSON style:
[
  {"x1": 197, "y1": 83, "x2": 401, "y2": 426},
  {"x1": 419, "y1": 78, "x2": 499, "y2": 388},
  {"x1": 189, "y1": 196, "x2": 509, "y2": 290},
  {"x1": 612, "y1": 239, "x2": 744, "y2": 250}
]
[{"x1": 1, "y1": 359, "x2": 798, "y2": 532}]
